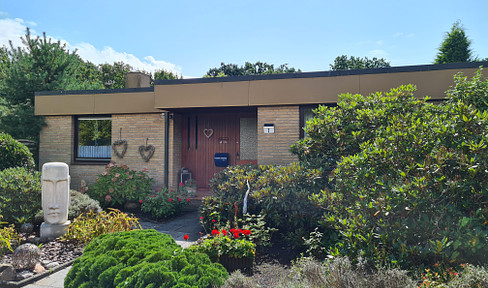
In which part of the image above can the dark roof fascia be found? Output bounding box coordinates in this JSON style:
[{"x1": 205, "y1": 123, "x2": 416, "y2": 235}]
[
  {"x1": 35, "y1": 87, "x2": 154, "y2": 96},
  {"x1": 155, "y1": 61, "x2": 488, "y2": 86}
]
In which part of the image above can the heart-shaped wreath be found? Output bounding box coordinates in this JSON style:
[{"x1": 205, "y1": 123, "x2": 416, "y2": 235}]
[
  {"x1": 203, "y1": 128, "x2": 214, "y2": 139},
  {"x1": 112, "y1": 140, "x2": 128, "y2": 158},
  {"x1": 139, "y1": 145, "x2": 155, "y2": 162}
]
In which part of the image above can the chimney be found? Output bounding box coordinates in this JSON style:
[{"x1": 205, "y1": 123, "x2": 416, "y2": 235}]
[{"x1": 125, "y1": 72, "x2": 151, "y2": 88}]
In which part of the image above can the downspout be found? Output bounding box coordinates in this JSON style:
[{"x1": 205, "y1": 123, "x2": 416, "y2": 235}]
[{"x1": 164, "y1": 111, "x2": 170, "y2": 188}]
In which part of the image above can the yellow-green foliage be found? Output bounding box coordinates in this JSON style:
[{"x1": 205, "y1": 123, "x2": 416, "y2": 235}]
[
  {"x1": 0, "y1": 224, "x2": 20, "y2": 254},
  {"x1": 65, "y1": 230, "x2": 228, "y2": 288},
  {"x1": 61, "y1": 209, "x2": 141, "y2": 244}
]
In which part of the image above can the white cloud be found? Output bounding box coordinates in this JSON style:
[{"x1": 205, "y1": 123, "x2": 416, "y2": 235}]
[
  {"x1": 368, "y1": 49, "x2": 389, "y2": 58},
  {"x1": 70, "y1": 42, "x2": 182, "y2": 75},
  {"x1": 0, "y1": 17, "x2": 183, "y2": 77},
  {"x1": 0, "y1": 18, "x2": 31, "y2": 48}
]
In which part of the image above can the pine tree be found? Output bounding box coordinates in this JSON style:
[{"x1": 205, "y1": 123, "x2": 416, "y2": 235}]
[{"x1": 434, "y1": 21, "x2": 473, "y2": 64}]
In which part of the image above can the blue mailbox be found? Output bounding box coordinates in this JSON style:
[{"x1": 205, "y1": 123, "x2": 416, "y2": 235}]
[{"x1": 214, "y1": 153, "x2": 229, "y2": 167}]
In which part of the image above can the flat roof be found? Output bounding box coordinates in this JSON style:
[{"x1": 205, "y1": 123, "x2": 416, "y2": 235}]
[{"x1": 35, "y1": 61, "x2": 487, "y2": 115}]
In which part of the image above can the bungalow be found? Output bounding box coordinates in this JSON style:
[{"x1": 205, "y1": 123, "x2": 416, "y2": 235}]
[{"x1": 34, "y1": 61, "x2": 487, "y2": 197}]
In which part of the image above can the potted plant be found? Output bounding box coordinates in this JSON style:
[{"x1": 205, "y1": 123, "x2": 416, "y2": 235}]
[
  {"x1": 191, "y1": 228, "x2": 255, "y2": 274},
  {"x1": 183, "y1": 179, "x2": 197, "y2": 197}
]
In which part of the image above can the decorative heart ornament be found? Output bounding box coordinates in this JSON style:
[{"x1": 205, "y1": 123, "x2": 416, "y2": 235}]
[
  {"x1": 112, "y1": 140, "x2": 128, "y2": 158},
  {"x1": 203, "y1": 129, "x2": 214, "y2": 139},
  {"x1": 138, "y1": 145, "x2": 155, "y2": 162}
]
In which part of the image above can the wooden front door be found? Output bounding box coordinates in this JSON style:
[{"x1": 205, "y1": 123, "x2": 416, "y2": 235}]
[{"x1": 182, "y1": 113, "x2": 246, "y2": 189}]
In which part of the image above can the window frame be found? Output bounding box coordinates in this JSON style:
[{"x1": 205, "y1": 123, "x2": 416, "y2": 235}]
[
  {"x1": 299, "y1": 104, "x2": 337, "y2": 139},
  {"x1": 73, "y1": 115, "x2": 112, "y2": 163}
]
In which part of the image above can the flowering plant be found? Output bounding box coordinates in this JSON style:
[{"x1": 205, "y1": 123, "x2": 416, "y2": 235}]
[
  {"x1": 192, "y1": 228, "x2": 255, "y2": 260},
  {"x1": 88, "y1": 162, "x2": 153, "y2": 208},
  {"x1": 140, "y1": 186, "x2": 190, "y2": 219}
]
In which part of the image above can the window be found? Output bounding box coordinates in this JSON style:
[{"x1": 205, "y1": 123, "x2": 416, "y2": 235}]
[
  {"x1": 300, "y1": 104, "x2": 336, "y2": 138},
  {"x1": 74, "y1": 116, "x2": 111, "y2": 161}
]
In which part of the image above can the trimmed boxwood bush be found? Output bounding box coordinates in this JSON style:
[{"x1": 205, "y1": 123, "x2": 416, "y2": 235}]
[
  {"x1": 0, "y1": 167, "x2": 41, "y2": 225},
  {"x1": 0, "y1": 132, "x2": 35, "y2": 171},
  {"x1": 65, "y1": 229, "x2": 228, "y2": 288}
]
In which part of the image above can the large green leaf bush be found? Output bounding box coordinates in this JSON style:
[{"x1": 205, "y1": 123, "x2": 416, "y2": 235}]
[
  {"x1": 65, "y1": 229, "x2": 228, "y2": 288},
  {"x1": 202, "y1": 163, "x2": 325, "y2": 246},
  {"x1": 0, "y1": 132, "x2": 35, "y2": 171},
  {"x1": 0, "y1": 167, "x2": 41, "y2": 226},
  {"x1": 293, "y1": 69, "x2": 488, "y2": 270}
]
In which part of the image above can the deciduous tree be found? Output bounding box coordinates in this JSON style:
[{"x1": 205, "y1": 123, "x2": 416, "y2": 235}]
[
  {"x1": 329, "y1": 55, "x2": 390, "y2": 71},
  {"x1": 205, "y1": 61, "x2": 300, "y2": 77}
]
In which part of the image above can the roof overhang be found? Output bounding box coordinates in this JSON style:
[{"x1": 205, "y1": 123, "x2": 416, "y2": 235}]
[{"x1": 35, "y1": 62, "x2": 487, "y2": 116}]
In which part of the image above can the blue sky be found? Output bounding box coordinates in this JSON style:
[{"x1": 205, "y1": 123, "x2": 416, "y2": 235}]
[{"x1": 0, "y1": 0, "x2": 487, "y2": 78}]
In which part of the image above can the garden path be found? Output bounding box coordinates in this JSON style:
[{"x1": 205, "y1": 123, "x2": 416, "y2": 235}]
[{"x1": 24, "y1": 210, "x2": 203, "y2": 288}]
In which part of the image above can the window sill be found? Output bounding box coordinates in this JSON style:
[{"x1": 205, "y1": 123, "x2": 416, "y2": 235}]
[{"x1": 71, "y1": 160, "x2": 110, "y2": 166}]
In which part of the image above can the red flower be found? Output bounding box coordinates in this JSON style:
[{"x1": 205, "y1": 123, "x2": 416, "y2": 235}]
[
  {"x1": 243, "y1": 230, "x2": 251, "y2": 235},
  {"x1": 170, "y1": 189, "x2": 174, "y2": 192},
  {"x1": 212, "y1": 230, "x2": 220, "y2": 235},
  {"x1": 139, "y1": 200, "x2": 143, "y2": 204},
  {"x1": 221, "y1": 229, "x2": 228, "y2": 236},
  {"x1": 178, "y1": 198, "x2": 181, "y2": 202},
  {"x1": 212, "y1": 219, "x2": 216, "y2": 223},
  {"x1": 183, "y1": 235, "x2": 189, "y2": 240},
  {"x1": 200, "y1": 216, "x2": 204, "y2": 220},
  {"x1": 187, "y1": 199, "x2": 191, "y2": 202},
  {"x1": 151, "y1": 195, "x2": 155, "y2": 198},
  {"x1": 233, "y1": 233, "x2": 239, "y2": 238},
  {"x1": 169, "y1": 198, "x2": 173, "y2": 202},
  {"x1": 179, "y1": 182, "x2": 183, "y2": 186},
  {"x1": 229, "y1": 228, "x2": 237, "y2": 234}
]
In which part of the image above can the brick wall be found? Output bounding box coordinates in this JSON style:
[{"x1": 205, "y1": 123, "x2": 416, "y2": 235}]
[
  {"x1": 168, "y1": 113, "x2": 183, "y2": 189},
  {"x1": 39, "y1": 116, "x2": 106, "y2": 189},
  {"x1": 111, "y1": 113, "x2": 166, "y2": 188},
  {"x1": 39, "y1": 113, "x2": 167, "y2": 190},
  {"x1": 257, "y1": 106, "x2": 299, "y2": 165}
]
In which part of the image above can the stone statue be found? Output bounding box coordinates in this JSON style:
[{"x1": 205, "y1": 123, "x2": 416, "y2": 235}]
[{"x1": 40, "y1": 162, "x2": 71, "y2": 241}]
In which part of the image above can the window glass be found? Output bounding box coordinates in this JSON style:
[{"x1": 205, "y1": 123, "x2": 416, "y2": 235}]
[{"x1": 76, "y1": 116, "x2": 111, "y2": 160}]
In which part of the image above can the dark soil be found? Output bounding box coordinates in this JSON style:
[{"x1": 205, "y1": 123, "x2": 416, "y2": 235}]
[{"x1": 0, "y1": 232, "x2": 84, "y2": 278}]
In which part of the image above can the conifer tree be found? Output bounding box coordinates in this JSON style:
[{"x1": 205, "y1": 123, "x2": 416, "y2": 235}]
[{"x1": 434, "y1": 21, "x2": 473, "y2": 64}]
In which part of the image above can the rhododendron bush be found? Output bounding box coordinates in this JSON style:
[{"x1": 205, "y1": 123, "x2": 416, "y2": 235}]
[{"x1": 88, "y1": 162, "x2": 153, "y2": 208}]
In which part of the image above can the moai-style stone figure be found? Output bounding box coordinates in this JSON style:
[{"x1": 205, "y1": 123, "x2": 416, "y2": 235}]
[{"x1": 40, "y1": 162, "x2": 71, "y2": 241}]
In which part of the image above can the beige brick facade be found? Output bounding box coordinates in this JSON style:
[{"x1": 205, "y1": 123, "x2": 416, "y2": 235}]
[
  {"x1": 39, "y1": 116, "x2": 106, "y2": 189},
  {"x1": 257, "y1": 106, "x2": 299, "y2": 165},
  {"x1": 111, "y1": 113, "x2": 166, "y2": 187},
  {"x1": 39, "y1": 106, "x2": 300, "y2": 190},
  {"x1": 168, "y1": 113, "x2": 183, "y2": 189},
  {"x1": 39, "y1": 113, "x2": 167, "y2": 190}
]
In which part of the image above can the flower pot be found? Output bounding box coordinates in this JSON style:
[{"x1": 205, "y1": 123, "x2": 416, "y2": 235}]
[{"x1": 218, "y1": 255, "x2": 254, "y2": 275}]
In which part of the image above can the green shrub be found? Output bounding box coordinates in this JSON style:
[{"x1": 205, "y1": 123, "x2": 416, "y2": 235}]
[
  {"x1": 0, "y1": 167, "x2": 41, "y2": 225},
  {"x1": 34, "y1": 190, "x2": 102, "y2": 225},
  {"x1": 141, "y1": 186, "x2": 190, "y2": 219},
  {"x1": 203, "y1": 163, "x2": 325, "y2": 246},
  {"x1": 447, "y1": 67, "x2": 488, "y2": 111},
  {"x1": 65, "y1": 229, "x2": 228, "y2": 288},
  {"x1": 87, "y1": 162, "x2": 153, "y2": 208},
  {"x1": 190, "y1": 228, "x2": 255, "y2": 261},
  {"x1": 0, "y1": 132, "x2": 35, "y2": 171},
  {"x1": 0, "y1": 223, "x2": 21, "y2": 254},
  {"x1": 61, "y1": 209, "x2": 141, "y2": 244},
  {"x1": 302, "y1": 77, "x2": 488, "y2": 269}
]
